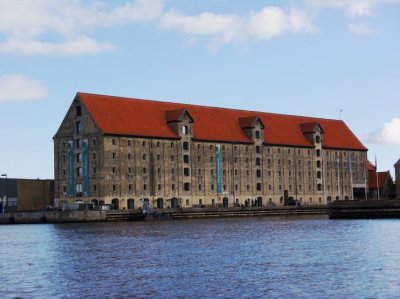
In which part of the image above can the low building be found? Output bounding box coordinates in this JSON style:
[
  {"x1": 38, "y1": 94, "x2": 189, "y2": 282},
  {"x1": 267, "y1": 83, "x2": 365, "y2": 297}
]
[
  {"x1": 54, "y1": 92, "x2": 368, "y2": 209},
  {"x1": 0, "y1": 178, "x2": 54, "y2": 212},
  {"x1": 394, "y1": 159, "x2": 400, "y2": 198},
  {"x1": 367, "y1": 164, "x2": 395, "y2": 199}
]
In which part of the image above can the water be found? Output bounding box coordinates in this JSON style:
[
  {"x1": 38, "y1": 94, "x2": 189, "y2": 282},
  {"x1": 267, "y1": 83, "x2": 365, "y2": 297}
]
[{"x1": 1, "y1": 216, "x2": 400, "y2": 298}]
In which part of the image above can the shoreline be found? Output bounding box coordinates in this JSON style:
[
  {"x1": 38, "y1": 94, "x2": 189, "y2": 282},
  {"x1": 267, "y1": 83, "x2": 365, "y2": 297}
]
[{"x1": 0, "y1": 205, "x2": 327, "y2": 224}]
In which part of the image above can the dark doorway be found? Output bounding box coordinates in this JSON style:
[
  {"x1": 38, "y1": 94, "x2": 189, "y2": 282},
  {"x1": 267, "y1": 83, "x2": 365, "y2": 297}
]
[
  {"x1": 157, "y1": 198, "x2": 164, "y2": 209},
  {"x1": 257, "y1": 197, "x2": 263, "y2": 207},
  {"x1": 112, "y1": 198, "x2": 119, "y2": 210},
  {"x1": 223, "y1": 197, "x2": 229, "y2": 208},
  {"x1": 127, "y1": 198, "x2": 135, "y2": 209},
  {"x1": 171, "y1": 197, "x2": 179, "y2": 209}
]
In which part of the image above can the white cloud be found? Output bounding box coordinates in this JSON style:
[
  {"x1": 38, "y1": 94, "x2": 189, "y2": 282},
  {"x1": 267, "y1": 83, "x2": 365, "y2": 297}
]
[
  {"x1": 348, "y1": 23, "x2": 376, "y2": 35},
  {"x1": 0, "y1": 0, "x2": 163, "y2": 55},
  {"x1": 0, "y1": 36, "x2": 115, "y2": 55},
  {"x1": 304, "y1": 0, "x2": 400, "y2": 17},
  {"x1": 160, "y1": 6, "x2": 317, "y2": 48},
  {"x1": 364, "y1": 117, "x2": 400, "y2": 145},
  {"x1": 0, "y1": 74, "x2": 47, "y2": 102}
]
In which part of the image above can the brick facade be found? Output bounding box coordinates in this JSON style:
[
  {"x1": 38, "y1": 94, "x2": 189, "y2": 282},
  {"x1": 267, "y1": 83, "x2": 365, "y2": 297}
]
[{"x1": 54, "y1": 93, "x2": 368, "y2": 209}]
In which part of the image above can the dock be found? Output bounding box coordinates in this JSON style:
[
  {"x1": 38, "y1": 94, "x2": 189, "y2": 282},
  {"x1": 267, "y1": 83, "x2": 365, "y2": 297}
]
[{"x1": 328, "y1": 200, "x2": 400, "y2": 219}]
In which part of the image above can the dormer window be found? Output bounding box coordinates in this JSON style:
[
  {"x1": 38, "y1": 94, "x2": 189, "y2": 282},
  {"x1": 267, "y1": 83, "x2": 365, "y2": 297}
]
[
  {"x1": 255, "y1": 130, "x2": 261, "y2": 139},
  {"x1": 76, "y1": 106, "x2": 81, "y2": 117},
  {"x1": 316, "y1": 135, "x2": 321, "y2": 143},
  {"x1": 182, "y1": 125, "x2": 189, "y2": 135}
]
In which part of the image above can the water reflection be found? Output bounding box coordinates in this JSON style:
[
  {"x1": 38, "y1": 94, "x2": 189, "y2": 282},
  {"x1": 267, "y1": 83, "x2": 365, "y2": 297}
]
[{"x1": 1, "y1": 216, "x2": 400, "y2": 298}]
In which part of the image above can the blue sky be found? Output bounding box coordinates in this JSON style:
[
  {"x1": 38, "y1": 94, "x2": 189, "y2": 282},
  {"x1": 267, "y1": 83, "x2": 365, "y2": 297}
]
[{"x1": 0, "y1": 0, "x2": 399, "y2": 179}]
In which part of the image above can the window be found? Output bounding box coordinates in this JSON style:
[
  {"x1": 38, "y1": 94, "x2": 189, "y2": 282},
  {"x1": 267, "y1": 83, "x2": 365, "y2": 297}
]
[
  {"x1": 172, "y1": 184, "x2": 175, "y2": 191},
  {"x1": 76, "y1": 139, "x2": 81, "y2": 149},
  {"x1": 235, "y1": 184, "x2": 238, "y2": 191},
  {"x1": 112, "y1": 185, "x2": 116, "y2": 192},
  {"x1": 92, "y1": 139, "x2": 96, "y2": 146},
  {"x1": 210, "y1": 145, "x2": 213, "y2": 150},
  {"x1": 247, "y1": 184, "x2": 250, "y2": 191},
  {"x1": 256, "y1": 169, "x2": 261, "y2": 177},
  {"x1": 255, "y1": 130, "x2": 261, "y2": 139},
  {"x1": 279, "y1": 185, "x2": 282, "y2": 191},
  {"x1": 93, "y1": 153, "x2": 96, "y2": 159},
  {"x1": 158, "y1": 184, "x2": 161, "y2": 191},
  {"x1": 316, "y1": 135, "x2": 321, "y2": 143},
  {"x1": 128, "y1": 140, "x2": 132, "y2": 146},
  {"x1": 317, "y1": 171, "x2": 321, "y2": 179},
  {"x1": 77, "y1": 167, "x2": 82, "y2": 177},
  {"x1": 183, "y1": 142, "x2": 189, "y2": 150},
  {"x1": 76, "y1": 106, "x2": 81, "y2": 116},
  {"x1": 112, "y1": 153, "x2": 116, "y2": 159},
  {"x1": 186, "y1": 199, "x2": 190, "y2": 206},
  {"x1": 211, "y1": 169, "x2": 214, "y2": 175},
  {"x1": 268, "y1": 185, "x2": 272, "y2": 190},
  {"x1": 247, "y1": 170, "x2": 250, "y2": 176},
  {"x1": 143, "y1": 184, "x2": 147, "y2": 191},
  {"x1": 157, "y1": 168, "x2": 161, "y2": 174},
  {"x1": 256, "y1": 183, "x2": 261, "y2": 191},
  {"x1": 128, "y1": 153, "x2": 131, "y2": 160},
  {"x1": 198, "y1": 169, "x2": 201, "y2": 175},
  {"x1": 234, "y1": 157, "x2": 238, "y2": 163},
  {"x1": 142, "y1": 154, "x2": 146, "y2": 160},
  {"x1": 112, "y1": 167, "x2": 116, "y2": 174},
  {"x1": 198, "y1": 156, "x2": 201, "y2": 162},
  {"x1": 129, "y1": 184, "x2": 132, "y2": 191},
  {"x1": 223, "y1": 169, "x2": 226, "y2": 175},
  {"x1": 184, "y1": 183, "x2": 190, "y2": 191},
  {"x1": 157, "y1": 154, "x2": 160, "y2": 161},
  {"x1": 93, "y1": 185, "x2": 97, "y2": 192},
  {"x1": 316, "y1": 149, "x2": 321, "y2": 157},
  {"x1": 142, "y1": 141, "x2": 146, "y2": 147},
  {"x1": 182, "y1": 125, "x2": 189, "y2": 135},
  {"x1": 256, "y1": 146, "x2": 261, "y2": 154},
  {"x1": 317, "y1": 184, "x2": 322, "y2": 191},
  {"x1": 76, "y1": 121, "x2": 82, "y2": 135},
  {"x1": 288, "y1": 149, "x2": 291, "y2": 154},
  {"x1": 172, "y1": 168, "x2": 175, "y2": 175},
  {"x1": 234, "y1": 145, "x2": 238, "y2": 151},
  {"x1": 128, "y1": 167, "x2": 132, "y2": 174},
  {"x1": 157, "y1": 141, "x2": 160, "y2": 147},
  {"x1": 234, "y1": 169, "x2": 238, "y2": 175},
  {"x1": 211, "y1": 184, "x2": 214, "y2": 191},
  {"x1": 184, "y1": 168, "x2": 190, "y2": 176},
  {"x1": 171, "y1": 142, "x2": 174, "y2": 148},
  {"x1": 76, "y1": 184, "x2": 83, "y2": 196},
  {"x1": 317, "y1": 160, "x2": 321, "y2": 168},
  {"x1": 183, "y1": 155, "x2": 190, "y2": 163},
  {"x1": 210, "y1": 157, "x2": 214, "y2": 162},
  {"x1": 76, "y1": 153, "x2": 82, "y2": 162},
  {"x1": 112, "y1": 139, "x2": 116, "y2": 146},
  {"x1": 198, "y1": 184, "x2": 202, "y2": 191}
]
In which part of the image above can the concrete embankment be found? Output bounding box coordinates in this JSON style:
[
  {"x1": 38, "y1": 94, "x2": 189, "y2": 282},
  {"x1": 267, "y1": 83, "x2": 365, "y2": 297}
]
[
  {"x1": 149, "y1": 205, "x2": 328, "y2": 220},
  {"x1": 0, "y1": 210, "x2": 107, "y2": 224},
  {"x1": 328, "y1": 200, "x2": 400, "y2": 219},
  {"x1": 0, "y1": 206, "x2": 328, "y2": 224}
]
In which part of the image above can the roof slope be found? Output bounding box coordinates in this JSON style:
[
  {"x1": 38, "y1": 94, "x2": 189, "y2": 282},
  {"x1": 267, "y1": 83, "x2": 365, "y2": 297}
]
[
  {"x1": 369, "y1": 171, "x2": 390, "y2": 189},
  {"x1": 78, "y1": 92, "x2": 367, "y2": 150}
]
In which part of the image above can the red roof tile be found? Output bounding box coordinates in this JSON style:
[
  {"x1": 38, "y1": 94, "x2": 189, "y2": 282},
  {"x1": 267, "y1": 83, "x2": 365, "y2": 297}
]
[
  {"x1": 367, "y1": 161, "x2": 376, "y2": 172},
  {"x1": 368, "y1": 171, "x2": 389, "y2": 189},
  {"x1": 78, "y1": 92, "x2": 367, "y2": 150}
]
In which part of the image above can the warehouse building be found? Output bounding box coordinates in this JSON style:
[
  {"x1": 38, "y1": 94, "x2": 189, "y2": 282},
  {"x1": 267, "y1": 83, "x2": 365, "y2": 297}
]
[{"x1": 53, "y1": 93, "x2": 368, "y2": 209}]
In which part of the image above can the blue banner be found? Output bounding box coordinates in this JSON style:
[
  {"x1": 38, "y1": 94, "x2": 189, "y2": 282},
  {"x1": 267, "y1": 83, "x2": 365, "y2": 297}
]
[
  {"x1": 83, "y1": 140, "x2": 89, "y2": 196},
  {"x1": 216, "y1": 145, "x2": 221, "y2": 194},
  {"x1": 68, "y1": 141, "x2": 74, "y2": 195}
]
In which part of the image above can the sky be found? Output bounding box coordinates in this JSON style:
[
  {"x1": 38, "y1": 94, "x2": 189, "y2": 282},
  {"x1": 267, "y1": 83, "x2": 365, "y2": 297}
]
[{"x1": 0, "y1": 0, "x2": 399, "y2": 180}]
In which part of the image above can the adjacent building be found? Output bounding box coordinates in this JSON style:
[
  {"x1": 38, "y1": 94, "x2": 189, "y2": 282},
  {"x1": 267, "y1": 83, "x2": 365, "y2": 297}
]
[
  {"x1": 0, "y1": 178, "x2": 54, "y2": 212},
  {"x1": 53, "y1": 93, "x2": 368, "y2": 209}
]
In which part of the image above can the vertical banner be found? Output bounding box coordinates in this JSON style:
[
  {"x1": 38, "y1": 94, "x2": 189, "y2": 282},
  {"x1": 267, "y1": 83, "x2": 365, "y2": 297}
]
[
  {"x1": 216, "y1": 144, "x2": 221, "y2": 194},
  {"x1": 83, "y1": 139, "x2": 89, "y2": 196},
  {"x1": 68, "y1": 141, "x2": 74, "y2": 195}
]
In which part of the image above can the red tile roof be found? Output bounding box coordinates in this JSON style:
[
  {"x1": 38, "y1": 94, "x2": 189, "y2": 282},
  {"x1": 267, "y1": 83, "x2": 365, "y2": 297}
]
[
  {"x1": 78, "y1": 92, "x2": 367, "y2": 150},
  {"x1": 367, "y1": 161, "x2": 376, "y2": 172},
  {"x1": 368, "y1": 171, "x2": 390, "y2": 189}
]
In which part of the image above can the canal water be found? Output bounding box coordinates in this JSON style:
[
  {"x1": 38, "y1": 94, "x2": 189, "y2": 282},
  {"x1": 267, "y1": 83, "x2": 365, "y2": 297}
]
[{"x1": 1, "y1": 215, "x2": 400, "y2": 298}]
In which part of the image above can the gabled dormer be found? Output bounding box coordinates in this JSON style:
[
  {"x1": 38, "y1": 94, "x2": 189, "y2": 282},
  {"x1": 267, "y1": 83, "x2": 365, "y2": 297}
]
[
  {"x1": 239, "y1": 116, "x2": 265, "y2": 142},
  {"x1": 166, "y1": 108, "x2": 194, "y2": 137},
  {"x1": 300, "y1": 122, "x2": 324, "y2": 146}
]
